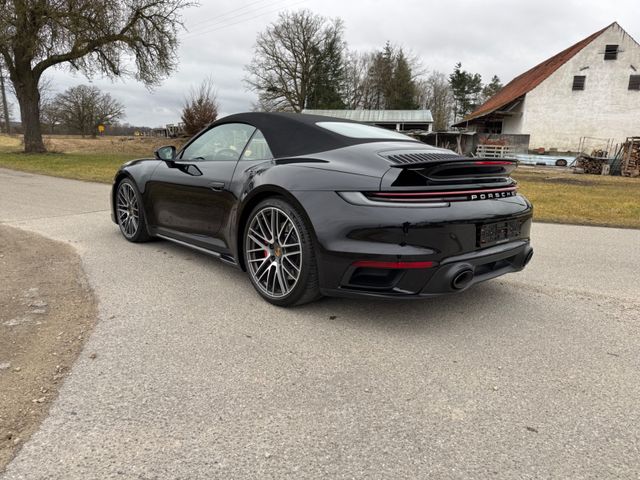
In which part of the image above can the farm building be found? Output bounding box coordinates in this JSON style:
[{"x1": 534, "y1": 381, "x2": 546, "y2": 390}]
[
  {"x1": 454, "y1": 22, "x2": 640, "y2": 152},
  {"x1": 303, "y1": 109, "x2": 433, "y2": 132}
]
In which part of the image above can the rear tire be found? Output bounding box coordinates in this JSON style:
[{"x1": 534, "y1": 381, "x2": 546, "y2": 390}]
[
  {"x1": 244, "y1": 198, "x2": 321, "y2": 307},
  {"x1": 115, "y1": 178, "x2": 151, "y2": 243}
]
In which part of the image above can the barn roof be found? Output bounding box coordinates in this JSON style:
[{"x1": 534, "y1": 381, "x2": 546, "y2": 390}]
[
  {"x1": 303, "y1": 109, "x2": 434, "y2": 123},
  {"x1": 456, "y1": 23, "x2": 614, "y2": 125}
]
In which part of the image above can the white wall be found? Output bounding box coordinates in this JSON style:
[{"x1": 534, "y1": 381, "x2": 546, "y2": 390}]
[
  {"x1": 521, "y1": 23, "x2": 640, "y2": 152},
  {"x1": 501, "y1": 100, "x2": 525, "y2": 133}
]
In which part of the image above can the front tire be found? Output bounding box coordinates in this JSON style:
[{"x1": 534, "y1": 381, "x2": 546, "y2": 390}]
[
  {"x1": 244, "y1": 198, "x2": 321, "y2": 307},
  {"x1": 115, "y1": 178, "x2": 151, "y2": 243}
]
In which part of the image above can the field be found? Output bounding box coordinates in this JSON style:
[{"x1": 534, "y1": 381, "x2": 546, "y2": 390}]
[
  {"x1": 0, "y1": 135, "x2": 185, "y2": 183},
  {"x1": 512, "y1": 168, "x2": 640, "y2": 228},
  {"x1": 1, "y1": 135, "x2": 638, "y2": 228}
]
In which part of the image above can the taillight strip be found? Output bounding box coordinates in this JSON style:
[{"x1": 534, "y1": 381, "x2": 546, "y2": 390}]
[{"x1": 473, "y1": 161, "x2": 514, "y2": 165}]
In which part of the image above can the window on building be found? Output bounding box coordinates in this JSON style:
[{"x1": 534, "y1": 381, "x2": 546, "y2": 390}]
[
  {"x1": 604, "y1": 44, "x2": 619, "y2": 60},
  {"x1": 629, "y1": 75, "x2": 640, "y2": 91},
  {"x1": 572, "y1": 75, "x2": 586, "y2": 90}
]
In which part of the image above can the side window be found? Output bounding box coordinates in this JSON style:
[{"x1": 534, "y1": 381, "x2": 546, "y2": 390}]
[
  {"x1": 240, "y1": 130, "x2": 274, "y2": 161},
  {"x1": 181, "y1": 123, "x2": 256, "y2": 161}
]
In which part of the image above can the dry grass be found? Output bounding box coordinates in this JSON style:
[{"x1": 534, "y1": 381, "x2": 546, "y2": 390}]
[
  {"x1": 0, "y1": 135, "x2": 21, "y2": 149},
  {"x1": 0, "y1": 134, "x2": 185, "y2": 155},
  {"x1": 0, "y1": 134, "x2": 184, "y2": 183},
  {"x1": 43, "y1": 135, "x2": 185, "y2": 155},
  {"x1": 0, "y1": 151, "x2": 132, "y2": 183},
  {"x1": 514, "y1": 167, "x2": 640, "y2": 229},
  {"x1": 1, "y1": 135, "x2": 638, "y2": 228}
]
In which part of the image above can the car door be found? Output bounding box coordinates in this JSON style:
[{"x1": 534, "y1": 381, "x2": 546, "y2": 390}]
[{"x1": 147, "y1": 123, "x2": 256, "y2": 252}]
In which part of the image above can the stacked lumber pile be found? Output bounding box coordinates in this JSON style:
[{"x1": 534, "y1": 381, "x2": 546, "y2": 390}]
[
  {"x1": 575, "y1": 154, "x2": 608, "y2": 174},
  {"x1": 621, "y1": 138, "x2": 640, "y2": 177}
]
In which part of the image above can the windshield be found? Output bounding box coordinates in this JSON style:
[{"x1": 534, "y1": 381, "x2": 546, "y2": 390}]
[{"x1": 316, "y1": 122, "x2": 414, "y2": 140}]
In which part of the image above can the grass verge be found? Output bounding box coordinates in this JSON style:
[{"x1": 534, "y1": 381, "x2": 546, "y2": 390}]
[
  {"x1": 0, "y1": 151, "x2": 131, "y2": 183},
  {"x1": 513, "y1": 168, "x2": 640, "y2": 229}
]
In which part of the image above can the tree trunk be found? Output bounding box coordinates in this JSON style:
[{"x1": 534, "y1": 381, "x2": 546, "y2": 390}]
[{"x1": 12, "y1": 68, "x2": 46, "y2": 153}]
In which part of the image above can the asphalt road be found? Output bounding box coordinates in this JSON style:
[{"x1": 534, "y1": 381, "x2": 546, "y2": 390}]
[{"x1": 1, "y1": 168, "x2": 639, "y2": 479}]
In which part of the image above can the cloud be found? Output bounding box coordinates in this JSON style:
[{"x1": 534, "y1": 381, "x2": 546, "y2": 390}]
[{"x1": 9, "y1": 0, "x2": 639, "y2": 126}]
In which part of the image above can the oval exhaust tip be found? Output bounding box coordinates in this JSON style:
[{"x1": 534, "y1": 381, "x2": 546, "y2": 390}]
[
  {"x1": 524, "y1": 249, "x2": 534, "y2": 266},
  {"x1": 451, "y1": 269, "x2": 474, "y2": 290}
]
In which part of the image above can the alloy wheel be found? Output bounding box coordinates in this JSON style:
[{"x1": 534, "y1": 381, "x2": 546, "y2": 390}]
[
  {"x1": 245, "y1": 206, "x2": 302, "y2": 298},
  {"x1": 116, "y1": 182, "x2": 140, "y2": 238}
]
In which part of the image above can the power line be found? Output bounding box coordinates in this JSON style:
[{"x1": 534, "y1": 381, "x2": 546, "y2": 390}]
[
  {"x1": 183, "y1": 0, "x2": 308, "y2": 38},
  {"x1": 184, "y1": 0, "x2": 299, "y2": 37},
  {"x1": 186, "y1": 0, "x2": 274, "y2": 31}
]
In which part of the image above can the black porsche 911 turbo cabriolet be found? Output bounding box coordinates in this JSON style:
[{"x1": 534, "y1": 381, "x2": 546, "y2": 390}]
[{"x1": 111, "y1": 112, "x2": 533, "y2": 306}]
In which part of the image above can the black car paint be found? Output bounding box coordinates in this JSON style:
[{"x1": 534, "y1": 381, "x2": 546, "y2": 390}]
[{"x1": 112, "y1": 120, "x2": 533, "y2": 299}]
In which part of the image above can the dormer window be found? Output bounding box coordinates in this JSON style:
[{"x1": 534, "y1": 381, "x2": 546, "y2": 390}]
[{"x1": 604, "y1": 44, "x2": 619, "y2": 60}]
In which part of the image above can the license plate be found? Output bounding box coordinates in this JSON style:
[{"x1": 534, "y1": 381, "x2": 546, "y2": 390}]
[{"x1": 479, "y1": 220, "x2": 521, "y2": 246}]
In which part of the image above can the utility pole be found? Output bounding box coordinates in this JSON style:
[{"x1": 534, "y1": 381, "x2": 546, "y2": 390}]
[{"x1": 0, "y1": 67, "x2": 11, "y2": 135}]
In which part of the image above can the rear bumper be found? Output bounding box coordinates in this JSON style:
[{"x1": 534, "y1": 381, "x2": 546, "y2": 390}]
[
  {"x1": 291, "y1": 191, "x2": 533, "y2": 299},
  {"x1": 319, "y1": 240, "x2": 532, "y2": 299}
]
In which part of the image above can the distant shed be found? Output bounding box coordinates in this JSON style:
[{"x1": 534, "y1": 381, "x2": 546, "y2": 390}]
[{"x1": 302, "y1": 109, "x2": 433, "y2": 132}]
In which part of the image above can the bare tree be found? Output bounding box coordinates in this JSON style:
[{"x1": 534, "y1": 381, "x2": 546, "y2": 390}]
[
  {"x1": 54, "y1": 85, "x2": 125, "y2": 137},
  {"x1": 181, "y1": 77, "x2": 219, "y2": 136},
  {"x1": 252, "y1": 95, "x2": 291, "y2": 113},
  {"x1": 342, "y1": 50, "x2": 373, "y2": 109},
  {"x1": 245, "y1": 10, "x2": 345, "y2": 112},
  {"x1": 416, "y1": 71, "x2": 455, "y2": 131},
  {"x1": 0, "y1": 0, "x2": 193, "y2": 152},
  {"x1": 39, "y1": 75, "x2": 60, "y2": 134},
  {"x1": 40, "y1": 99, "x2": 61, "y2": 134}
]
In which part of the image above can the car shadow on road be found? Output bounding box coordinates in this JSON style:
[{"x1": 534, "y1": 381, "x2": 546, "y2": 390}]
[
  {"x1": 145, "y1": 236, "x2": 526, "y2": 334},
  {"x1": 301, "y1": 282, "x2": 522, "y2": 331}
]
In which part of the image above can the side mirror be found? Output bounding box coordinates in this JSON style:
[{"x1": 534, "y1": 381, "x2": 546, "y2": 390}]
[{"x1": 154, "y1": 145, "x2": 176, "y2": 162}]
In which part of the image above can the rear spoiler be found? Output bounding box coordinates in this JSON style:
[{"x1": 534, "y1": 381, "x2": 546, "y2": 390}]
[
  {"x1": 379, "y1": 154, "x2": 518, "y2": 189},
  {"x1": 422, "y1": 159, "x2": 517, "y2": 178},
  {"x1": 380, "y1": 150, "x2": 517, "y2": 169}
]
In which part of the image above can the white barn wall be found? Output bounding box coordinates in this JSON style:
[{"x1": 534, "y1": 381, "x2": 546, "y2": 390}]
[
  {"x1": 521, "y1": 23, "x2": 640, "y2": 151},
  {"x1": 501, "y1": 100, "x2": 525, "y2": 133}
]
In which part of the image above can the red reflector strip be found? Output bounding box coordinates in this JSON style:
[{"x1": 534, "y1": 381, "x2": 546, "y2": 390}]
[
  {"x1": 371, "y1": 186, "x2": 517, "y2": 197},
  {"x1": 473, "y1": 161, "x2": 514, "y2": 165},
  {"x1": 352, "y1": 260, "x2": 435, "y2": 269}
]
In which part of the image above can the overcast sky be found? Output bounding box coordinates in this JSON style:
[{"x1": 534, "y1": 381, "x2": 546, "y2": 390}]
[{"x1": 29, "y1": 0, "x2": 640, "y2": 127}]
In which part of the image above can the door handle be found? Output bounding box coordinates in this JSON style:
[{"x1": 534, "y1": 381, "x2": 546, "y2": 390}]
[{"x1": 209, "y1": 181, "x2": 225, "y2": 191}]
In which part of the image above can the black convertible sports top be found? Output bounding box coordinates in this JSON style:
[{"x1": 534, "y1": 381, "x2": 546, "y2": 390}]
[{"x1": 210, "y1": 112, "x2": 417, "y2": 158}]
